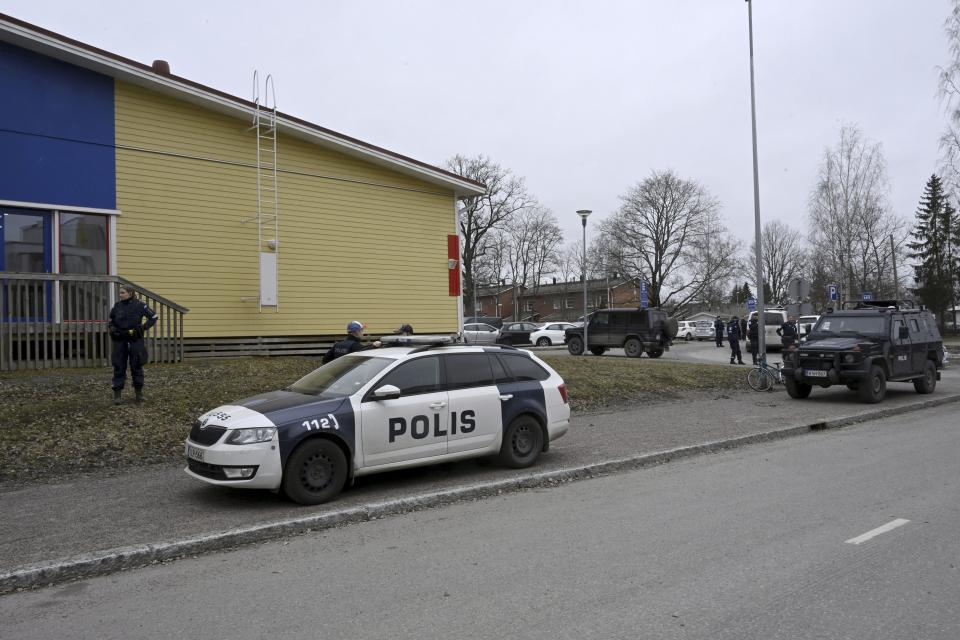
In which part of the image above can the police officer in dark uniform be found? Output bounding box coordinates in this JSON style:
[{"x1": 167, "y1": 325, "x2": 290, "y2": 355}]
[
  {"x1": 713, "y1": 316, "x2": 724, "y2": 347},
  {"x1": 747, "y1": 315, "x2": 760, "y2": 365},
  {"x1": 727, "y1": 315, "x2": 744, "y2": 364},
  {"x1": 777, "y1": 315, "x2": 798, "y2": 349},
  {"x1": 322, "y1": 320, "x2": 382, "y2": 364},
  {"x1": 108, "y1": 284, "x2": 158, "y2": 404}
]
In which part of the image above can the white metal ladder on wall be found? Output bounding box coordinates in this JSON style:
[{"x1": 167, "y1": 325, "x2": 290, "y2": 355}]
[{"x1": 246, "y1": 70, "x2": 279, "y2": 312}]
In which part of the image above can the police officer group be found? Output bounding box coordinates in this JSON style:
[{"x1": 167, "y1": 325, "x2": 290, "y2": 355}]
[{"x1": 724, "y1": 313, "x2": 798, "y2": 365}]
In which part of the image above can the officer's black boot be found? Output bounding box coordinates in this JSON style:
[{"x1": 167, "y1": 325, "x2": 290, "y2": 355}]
[
  {"x1": 134, "y1": 387, "x2": 145, "y2": 403},
  {"x1": 113, "y1": 389, "x2": 122, "y2": 405}
]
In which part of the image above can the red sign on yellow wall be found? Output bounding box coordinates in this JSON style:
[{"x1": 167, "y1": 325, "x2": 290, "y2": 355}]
[{"x1": 447, "y1": 234, "x2": 460, "y2": 297}]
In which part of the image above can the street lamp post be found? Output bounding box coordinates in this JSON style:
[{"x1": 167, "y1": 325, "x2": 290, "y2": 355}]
[
  {"x1": 746, "y1": 0, "x2": 766, "y2": 362},
  {"x1": 577, "y1": 209, "x2": 592, "y2": 355}
]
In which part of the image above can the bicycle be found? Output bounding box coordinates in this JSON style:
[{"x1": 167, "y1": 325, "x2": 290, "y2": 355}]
[{"x1": 747, "y1": 358, "x2": 784, "y2": 392}]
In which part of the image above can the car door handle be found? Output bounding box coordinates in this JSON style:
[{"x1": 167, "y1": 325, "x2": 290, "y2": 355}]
[
  {"x1": 499, "y1": 394, "x2": 513, "y2": 401},
  {"x1": 429, "y1": 401, "x2": 447, "y2": 409}
]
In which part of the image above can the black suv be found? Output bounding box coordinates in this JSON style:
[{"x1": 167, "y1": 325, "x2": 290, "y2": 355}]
[
  {"x1": 564, "y1": 308, "x2": 678, "y2": 358},
  {"x1": 782, "y1": 300, "x2": 944, "y2": 403}
]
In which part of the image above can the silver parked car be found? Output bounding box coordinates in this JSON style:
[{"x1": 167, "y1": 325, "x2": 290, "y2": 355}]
[{"x1": 462, "y1": 322, "x2": 500, "y2": 344}]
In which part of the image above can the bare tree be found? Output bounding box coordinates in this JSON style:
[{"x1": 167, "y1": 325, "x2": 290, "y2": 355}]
[
  {"x1": 599, "y1": 170, "x2": 733, "y2": 311},
  {"x1": 503, "y1": 205, "x2": 563, "y2": 290},
  {"x1": 749, "y1": 220, "x2": 807, "y2": 304},
  {"x1": 939, "y1": 0, "x2": 960, "y2": 191},
  {"x1": 808, "y1": 124, "x2": 908, "y2": 299},
  {"x1": 446, "y1": 155, "x2": 532, "y2": 312}
]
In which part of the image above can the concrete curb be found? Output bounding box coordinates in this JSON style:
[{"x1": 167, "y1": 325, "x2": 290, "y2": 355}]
[{"x1": 3, "y1": 393, "x2": 959, "y2": 594}]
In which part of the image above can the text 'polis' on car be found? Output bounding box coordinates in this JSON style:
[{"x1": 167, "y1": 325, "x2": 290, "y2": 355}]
[{"x1": 185, "y1": 335, "x2": 570, "y2": 505}]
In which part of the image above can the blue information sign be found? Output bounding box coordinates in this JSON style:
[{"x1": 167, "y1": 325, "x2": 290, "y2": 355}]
[
  {"x1": 747, "y1": 296, "x2": 756, "y2": 312},
  {"x1": 640, "y1": 281, "x2": 649, "y2": 309},
  {"x1": 828, "y1": 284, "x2": 838, "y2": 301},
  {"x1": 861, "y1": 291, "x2": 873, "y2": 301}
]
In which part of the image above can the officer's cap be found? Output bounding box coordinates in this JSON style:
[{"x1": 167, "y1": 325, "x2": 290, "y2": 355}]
[{"x1": 347, "y1": 320, "x2": 366, "y2": 333}]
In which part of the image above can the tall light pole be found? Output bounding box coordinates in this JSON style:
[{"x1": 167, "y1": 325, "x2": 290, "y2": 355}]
[
  {"x1": 746, "y1": 0, "x2": 766, "y2": 361},
  {"x1": 577, "y1": 209, "x2": 592, "y2": 355}
]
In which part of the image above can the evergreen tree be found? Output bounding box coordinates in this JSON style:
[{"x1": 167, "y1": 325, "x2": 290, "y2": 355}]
[
  {"x1": 907, "y1": 175, "x2": 959, "y2": 326},
  {"x1": 740, "y1": 282, "x2": 753, "y2": 301},
  {"x1": 729, "y1": 284, "x2": 741, "y2": 305}
]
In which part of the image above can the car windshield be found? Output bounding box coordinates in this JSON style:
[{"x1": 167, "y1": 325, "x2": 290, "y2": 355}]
[
  {"x1": 287, "y1": 355, "x2": 393, "y2": 399},
  {"x1": 811, "y1": 316, "x2": 887, "y2": 337}
]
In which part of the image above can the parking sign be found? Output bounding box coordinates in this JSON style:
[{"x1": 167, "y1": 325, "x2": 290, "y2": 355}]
[
  {"x1": 640, "y1": 281, "x2": 648, "y2": 309},
  {"x1": 747, "y1": 297, "x2": 756, "y2": 312},
  {"x1": 828, "y1": 284, "x2": 838, "y2": 301}
]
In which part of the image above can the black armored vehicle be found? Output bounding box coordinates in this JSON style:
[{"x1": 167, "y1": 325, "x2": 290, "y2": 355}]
[
  {"x1": 782, "y1": 300, "x2": 944, "y2": 403},
  {"x1": 564, "y1": 307, "x2": 679, "y2": 358}
]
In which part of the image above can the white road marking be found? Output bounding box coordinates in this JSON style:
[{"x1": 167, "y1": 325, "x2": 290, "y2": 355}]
[{"x1": 845, "y1": 518, "x2": 910, "y2": 545}]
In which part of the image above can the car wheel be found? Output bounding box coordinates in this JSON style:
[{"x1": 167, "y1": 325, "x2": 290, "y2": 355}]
[
  {"x1": 283, "y1": 439, "x2": 347, "y2": 505},
  {"x1": 624, "y1": 338, "x2": 643, "y2": 358},
  {"x1": 913, "y1": 360, "x2": 937, "y2": 394},
  {"x1": 858, "y1": 365, "x2": 886, "y2": 404},
  {"x1": 497, "y1": 415, "x2": 544, "y2": 468},
  {"x1": 589, "y1": 346, "x2": 607, "y2": 356},
  {"x1": 684, "y1": 333, "x2": 692, "y2": 341},
  {"x1": 567, "y1": 336, "x2": 584, "y2": 355},
  {"x1": 647, "y1": 348, "x2": 664, "y2": 358},
  {"x1": 784, "y1": 378, "x2": 812, "y2": 399},
  {"x1": 536, "y1": 337, "x2": 551, "y2": 346}
]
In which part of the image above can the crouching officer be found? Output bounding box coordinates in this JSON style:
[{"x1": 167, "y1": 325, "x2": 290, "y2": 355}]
[
  {"x1": 322, "y1": 320, "x2": 383, "y2": 363},
  {"x1": 777, "y1": 315, "x2": 798, "y2": 349},
  {"x1": 727, "y1": 315, "x2": 744, "y2": 365},
  {"x1": 108, "y1": 284, "x2": 158, "y2": 404}
]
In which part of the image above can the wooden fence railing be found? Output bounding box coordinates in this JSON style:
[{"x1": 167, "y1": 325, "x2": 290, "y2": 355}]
[{"x1": 0, "y1": 272, "x2": 189, "y2": 371}]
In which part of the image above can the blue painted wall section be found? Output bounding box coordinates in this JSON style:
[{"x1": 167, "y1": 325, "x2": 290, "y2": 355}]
[{"x1": 0, "y1": 41, "x2": 115, "y2": 209}]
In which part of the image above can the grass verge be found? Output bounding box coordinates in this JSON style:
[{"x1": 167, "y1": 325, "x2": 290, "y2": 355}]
[{"x1": 0, "y1": 355, "x2": 749, "y2": 483}]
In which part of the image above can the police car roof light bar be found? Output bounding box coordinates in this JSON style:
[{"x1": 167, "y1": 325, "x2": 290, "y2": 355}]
[{"x1": 380, "y1": 335, "x2": 457, "y2": 347}]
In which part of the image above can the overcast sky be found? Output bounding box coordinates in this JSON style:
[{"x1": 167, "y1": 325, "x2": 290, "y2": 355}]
[{"x1": 3, "y1": 0, "x2": 953, "y2": 247}]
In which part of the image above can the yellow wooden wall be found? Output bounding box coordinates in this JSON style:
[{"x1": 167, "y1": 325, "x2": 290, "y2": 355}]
[{"x1": 113, "y1": 81, "x2": 459, "y2": 338}]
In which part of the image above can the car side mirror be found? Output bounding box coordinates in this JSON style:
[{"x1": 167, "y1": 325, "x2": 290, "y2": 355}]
[
  {"x1": 899, "y1": 326, "x2": 909, "y2": 340},
  {"x1": 372, "y1": 384, "x2": 401, "y2": 400}
]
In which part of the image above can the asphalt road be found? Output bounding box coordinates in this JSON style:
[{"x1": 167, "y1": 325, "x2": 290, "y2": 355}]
[{"x1": 2, "y1": 404, "x2": 957, "y2": 639}]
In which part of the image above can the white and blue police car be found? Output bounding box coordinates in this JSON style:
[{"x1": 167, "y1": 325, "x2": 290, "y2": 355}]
[{"x1": 184, "y1": 337, "x2": 570, "y2": 505}]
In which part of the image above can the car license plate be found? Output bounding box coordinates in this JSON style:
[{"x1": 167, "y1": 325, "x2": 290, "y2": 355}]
[
  {"x1": 804, "y1": 369, "x2": 828, "y2": 378},
  {"x1": 187, "y1": 444, "x2": 204, "y2": 462}
]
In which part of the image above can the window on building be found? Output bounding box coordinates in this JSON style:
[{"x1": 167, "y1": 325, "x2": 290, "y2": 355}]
[
  {"x1": 59, "y1": 213, "x2": 108, "y2": 274},
  {"x1": 524, "y1": 300, "x2": 534, "y2": 312},
  {"x1": 553, "y1": 298, "x2": 560, "y2": 310},
  {"x1": 565, "y1": 297, "x2": 574, "y2": 309}
]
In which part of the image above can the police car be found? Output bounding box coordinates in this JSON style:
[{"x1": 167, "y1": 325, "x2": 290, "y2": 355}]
[{"x1": 184, "y1": 337, "x2": 570, "y2": 505}]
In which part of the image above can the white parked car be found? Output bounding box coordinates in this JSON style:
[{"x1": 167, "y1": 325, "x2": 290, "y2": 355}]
[
  {"x1": 678, "y1": 321, "x2": 697, "y2": 341},
  {"x1": 462, "y1": 322, "x2": 500, "y2": 344},
  {"x1": 530, "y1": 322, "x2": 578, "y2": 346},
  {"x1": 747, "y1": 309, "x2": 789, "y2": 350}
]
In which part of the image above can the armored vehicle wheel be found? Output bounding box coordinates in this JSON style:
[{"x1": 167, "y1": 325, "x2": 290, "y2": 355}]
[
  {"x1": 784, "y1": 378, "x2": 812, "y2": 399},
  {"x1": 536, "y1": 337, "x2": 551, "y2": 346},
  {"x1": 590, "y1": 346, "x2": 607, "y2": 356},
  {"x1": 647, "y1": 348, "x2": 664, "y2": 358},
  {"x1": 858, "y1": 365, "x2": 887, "y2": 404},
  {"x1": 624, "y1": 338, "x2": 643, "y2": 358},
  {"x1": 283, "y1": 438, "x2": 347, "y2": 505},
  {"x1": 567, "y1": 336, "x2": 584, "y2": 355},
  {"x1": 913, "y1": 359, "x2": 937, "y2": 394},
  {"x1": 498, "y1": 415, "x2": 544, "y2": 468}
]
